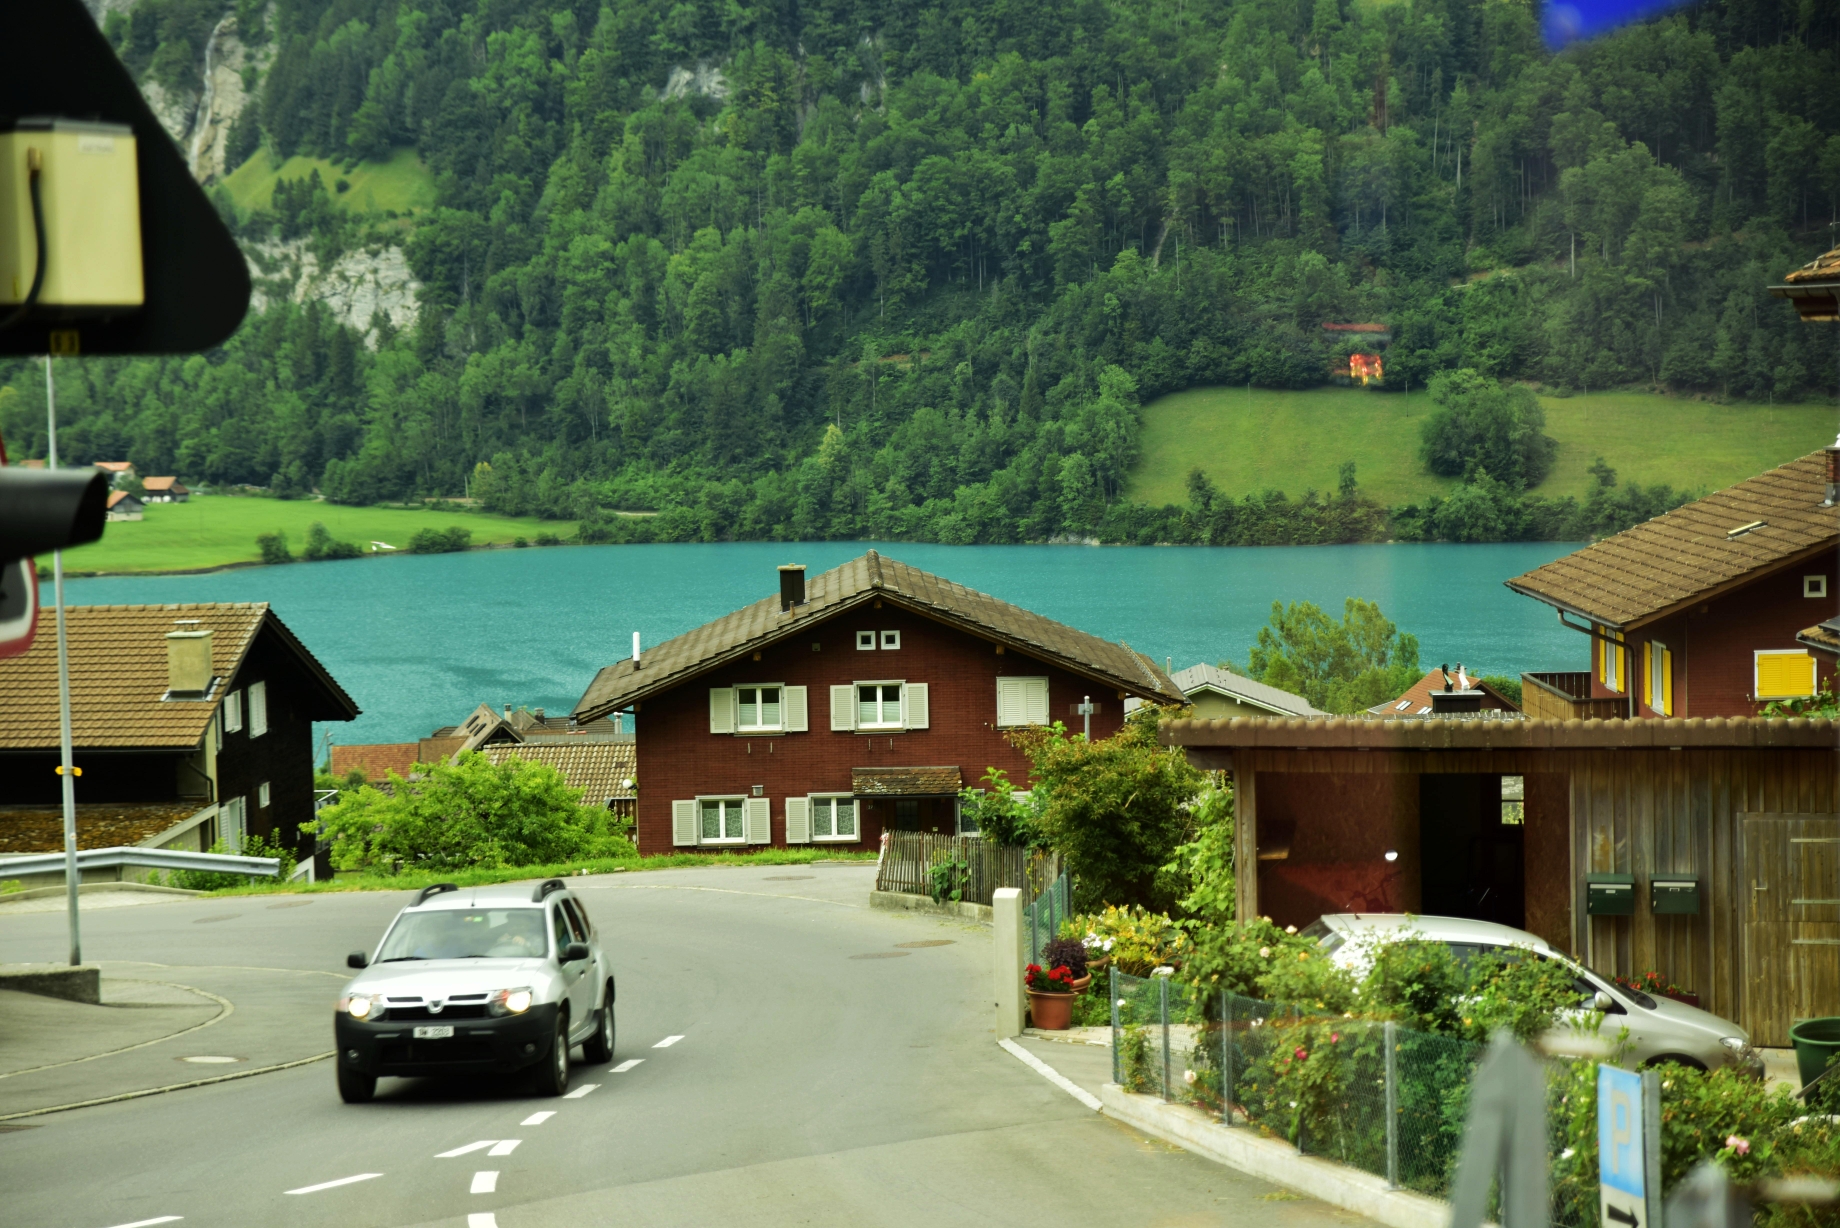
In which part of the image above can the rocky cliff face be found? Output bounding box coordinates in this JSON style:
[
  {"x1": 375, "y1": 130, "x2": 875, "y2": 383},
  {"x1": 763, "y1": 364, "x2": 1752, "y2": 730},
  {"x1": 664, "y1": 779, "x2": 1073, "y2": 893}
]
[{"x1": 247, "y1": 240, "x2": 422, "y2": 346}]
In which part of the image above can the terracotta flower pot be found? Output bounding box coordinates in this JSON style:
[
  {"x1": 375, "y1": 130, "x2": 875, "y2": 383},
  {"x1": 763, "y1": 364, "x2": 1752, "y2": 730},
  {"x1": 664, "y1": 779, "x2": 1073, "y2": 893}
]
[
  {"x1": 1027, "y1": 989, "x2": 1075, "y2": 1030},
  {"x1": 1068, "y1": 973, "x2": 1092, "y2": 993},
  {"x1": 1087, "y1": 956, "x2": 1110, "y2": 971}
]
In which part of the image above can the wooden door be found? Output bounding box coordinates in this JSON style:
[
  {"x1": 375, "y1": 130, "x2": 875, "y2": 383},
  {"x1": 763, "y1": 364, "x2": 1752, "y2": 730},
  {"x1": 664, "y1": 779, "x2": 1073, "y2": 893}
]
[{"x1": 1742, "y1": 814, "x2": 1840, "y2": 1046}]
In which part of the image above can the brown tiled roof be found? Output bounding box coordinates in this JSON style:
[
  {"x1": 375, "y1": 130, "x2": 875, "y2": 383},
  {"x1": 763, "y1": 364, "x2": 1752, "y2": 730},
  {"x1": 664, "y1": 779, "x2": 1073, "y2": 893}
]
[
  {"x1": 1367, "y1": 668, "x2": 1520, "y2": 716},
  {"x1": 1159, "y1": 715, "x2": 1837, "y2": 751},
  {"x1": 574, "y1": 551, "x2": 1181, "y2": 720},
  {"x1": 0, "y1": 803, "x2": 202, "y2": 854},
  {"x1": 330, "y1": 742, "x2": 420, "y2": 782},
  {"x1": 479, "y1": 742, "x2": 636, "y2": 804},
  {"x1": 141, "y1": 476, "x2": 186, "y2": 492},
  {"x1": 1504, "y1": 451, "x2": 1838, "y2": 630},
  {"x1": 852, "y1": 766, "x2": 963, "y2": 795},
  {"x1": 94, "y1": 461, "x2": 133, "y2": 473},
  {"x1": 0, "y1": 603, "x2": 358, "y2": 750},
  {"x1": 1798, "y1": 618, "x2": 1840, "y2": 656},
  {"x1": 1769, "y1": 248, "x2": 1840, "y2": 321},
  {"x1": 105, "y1": 490, "x2": 141, "y2": 510},
  {"x1": 1782, "y1": 247, "x2": 1840, "y2": 284}
]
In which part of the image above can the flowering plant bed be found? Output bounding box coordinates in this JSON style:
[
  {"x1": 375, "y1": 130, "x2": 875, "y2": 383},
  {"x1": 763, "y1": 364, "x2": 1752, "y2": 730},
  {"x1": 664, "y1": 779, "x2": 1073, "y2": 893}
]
[
  {"x1": 1025, "y1": 962, "x2": 1077, "y2": 993},
  {"x1": 1615, "y1": 970, "x2": 1699, "y2": 1006}
]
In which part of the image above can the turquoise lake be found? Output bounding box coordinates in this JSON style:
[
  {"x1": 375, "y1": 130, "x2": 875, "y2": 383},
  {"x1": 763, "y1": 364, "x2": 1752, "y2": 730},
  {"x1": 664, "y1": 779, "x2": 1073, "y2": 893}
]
[{"x1": 51, "y1": 541, "x2": 1585, "y2": 747}]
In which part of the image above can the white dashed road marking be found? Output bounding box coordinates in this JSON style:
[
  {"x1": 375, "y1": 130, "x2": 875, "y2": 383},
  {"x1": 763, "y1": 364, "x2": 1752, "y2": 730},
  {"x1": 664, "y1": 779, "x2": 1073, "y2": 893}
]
[
  {"x1": 562, "y1": 1083, "x2": 599, "y2": 1099},
  {"x1": 467, "y1": 1216, "x2": 499, "y2": 1228},
  {"x1": 612, "y1": 1058, "x2": 643, "y2": 1072},
  {"x1": 436, "y1": 1141, "x2": 498, "y2": 1158},
  {"x1": 285, "y1": 1173, "x2": 383, "y2": 1195},
  {"x1": 487, "y1": 1139, "x2": 521, "y2": 1157},
  {"x1": 471, "y1": 1171, "x2": 499, "y2": 1195},
  {"x1": 103, "y1": 1219, "x2": 183, "y2": 1228},
  {"x1": 521, "y1": 1111, "x2": 555, "y2": 1126},
  {"x1": 653, "y1": 1035, "x2": 684, "y2": 1048}
]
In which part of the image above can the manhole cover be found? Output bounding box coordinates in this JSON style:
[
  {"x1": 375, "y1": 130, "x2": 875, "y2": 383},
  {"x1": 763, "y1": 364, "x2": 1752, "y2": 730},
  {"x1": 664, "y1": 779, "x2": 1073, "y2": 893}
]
[
  {"x1": 191, "y1": 914, "x2": 238, "y2": 924},
  {"x1": 178, "y1": 1056, "x2": 244, "y2": 1064},
  {"x1": 894, "y1": 940, "x2": 955, "y2": 948},
  {"x1": 849, "y1": 951, "x2": 911, "y2": 960},
  {"x1": 266, "y1": 899, "x2": 312, "y2": 909},
  {"x1": 763, "y1": 876, "x2": 813, "y2": 881}
]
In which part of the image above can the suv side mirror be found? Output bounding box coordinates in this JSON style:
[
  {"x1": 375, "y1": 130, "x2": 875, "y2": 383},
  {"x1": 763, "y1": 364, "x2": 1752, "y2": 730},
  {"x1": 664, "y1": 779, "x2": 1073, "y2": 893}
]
[
  {"x1": 1592, "y1": 990, "x2": 1616, "y2": 1013},
  {"x1": 562, "y1": 941, "x2": 590, "y2": 964},
  {"x1": 347, "y1": 951, "x2": 369, "y2": 969}
]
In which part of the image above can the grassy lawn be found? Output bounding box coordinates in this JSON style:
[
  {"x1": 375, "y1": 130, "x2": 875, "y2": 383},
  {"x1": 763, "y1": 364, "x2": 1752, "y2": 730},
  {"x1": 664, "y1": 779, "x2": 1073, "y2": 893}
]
[
  {"x1": 1127, "y1": 385, "x2": 1840, "y2": 507},
  {"x1": 221, "y1": 146, "x2": 438, "y2": 216},
  {"x1": 62, "y1": 497, "x2": 574, "y2": 574}
]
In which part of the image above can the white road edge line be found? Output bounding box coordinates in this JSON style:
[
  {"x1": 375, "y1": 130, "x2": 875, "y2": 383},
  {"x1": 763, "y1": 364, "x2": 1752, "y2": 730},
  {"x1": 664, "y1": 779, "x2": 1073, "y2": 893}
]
[
  {"x1": 997, "y1": 1037, "x2": 1103, "y2": 1112},
  {"x1": 436, "y1": 1141, "x2": 498, "y2": 1158},
  {"x1": 103, "y1": 1218, "x2": 183, "y2": 1228},
  {"x1": 487, "y1": 1139, "x2": 521, "y2": 1157},
  {"x1": 653, "y1": 1035, "x2": 684, "y2": 1048},
  {"x1": 611, "y1": 1058, "x2": 643, "y2": 1072},
  {"x1": 521, "y1": 1111, "x2": 555, "y2": 1125},
  {"x1": 562, "y1": 1083, "x2": 600, "y2": 1099},
  {"x1": 468, "y1": 1215, "x2": 499, "y2": 1228},
  {"x1": 471, "y1": 1171, "x2": 499, "y2": 1194},
  {"x1": 285, "y1": 1173, "x2": 383, "y2": 1195}
]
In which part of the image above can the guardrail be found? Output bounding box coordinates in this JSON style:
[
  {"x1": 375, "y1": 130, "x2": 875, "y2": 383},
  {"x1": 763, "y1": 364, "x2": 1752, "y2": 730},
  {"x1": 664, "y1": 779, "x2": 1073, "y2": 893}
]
[{"x1": 0, "y1": 846, "x2": 281, "y2": 878}]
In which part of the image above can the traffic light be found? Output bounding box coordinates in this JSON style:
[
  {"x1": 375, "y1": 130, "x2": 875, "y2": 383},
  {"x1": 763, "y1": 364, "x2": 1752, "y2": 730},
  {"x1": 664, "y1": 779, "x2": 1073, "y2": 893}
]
[{"x1": 0, "y1": 466, "x2": 107, "y2": 658}]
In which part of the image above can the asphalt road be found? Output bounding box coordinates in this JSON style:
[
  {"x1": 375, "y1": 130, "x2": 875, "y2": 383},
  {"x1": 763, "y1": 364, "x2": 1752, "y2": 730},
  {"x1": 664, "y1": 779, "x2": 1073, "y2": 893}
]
[{"x1": 0, "y1": 864, "x2": 1375, "y2": 1228}]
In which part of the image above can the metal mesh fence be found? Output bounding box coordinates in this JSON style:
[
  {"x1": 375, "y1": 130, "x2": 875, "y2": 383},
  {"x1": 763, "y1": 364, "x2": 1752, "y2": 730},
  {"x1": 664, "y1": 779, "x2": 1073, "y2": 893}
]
[{"x1": 1024, "y1": 872, "x2": 1070, "y2": 964}]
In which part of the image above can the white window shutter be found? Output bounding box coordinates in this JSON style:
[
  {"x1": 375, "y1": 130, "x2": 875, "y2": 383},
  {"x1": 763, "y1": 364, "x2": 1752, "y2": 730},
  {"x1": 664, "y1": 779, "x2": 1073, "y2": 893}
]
[
  {"x1": 672, "y1": 800, "x2": 699, "y2": 846},
  {"x1": 904, "y1": 682, "x2": 929, "y2": 729},
  {"x1": 829, "y1": 684, "x2": 855, "y2": 731},
  {"x1": 248, "y1": 680, "x2": 268, "y2": 738},
  {"x1": 709, "y1": 687, "x2": 735, "y2": 734},
  {"x1": 783, "y1": 685, "x2": 809, "y2": 732},
  {"x1": 784, "y1": 797, "x2": 810, "y2": 844},
  {"x1": 1023, "y1": 677, "x2": 1050, "y2": 725},
  {"x1": 996, "y1": 678, "x2": 1018, "y2": 727},
  {"x1": 745, "y1": 796, "x2": 771, "y2": 844}
]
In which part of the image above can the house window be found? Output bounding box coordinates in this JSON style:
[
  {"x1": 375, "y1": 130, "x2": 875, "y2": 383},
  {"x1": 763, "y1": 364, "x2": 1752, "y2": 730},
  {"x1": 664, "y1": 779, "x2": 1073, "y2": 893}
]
[
  {"x1": 856, "y1": 630, "x2": 877, "y2": 650},
  {"x1": 737, "y1": 686, "x2": 782, "y2": 731},
  {"x1": 996, "y1": 676, "x2": 1050, "y2": 727},
  {"x1": 1597, "y1": 628, "x2": 1625, "y2": 693},
  {"x1": 1755, "y1": 650, "x2": 1816, "y2": 700},
  {"x1": 221, "y1": 795, "x2": 247, "y2": 854},
  {"x1": 700, "y1": 798, "x2": 746, "y2": 843},
  {"x1": 880, "y1": 630, "x2": 901, "y2": 650},
  {"x1": 810, "y1": 796, "x2": 858, "y2": 841},
  {"x1": 858, "y1": 683, "x2": 903, "y2": 728},
  {"x1": 1807, "y1": 575, "x2": 1829, "y2": 599},
  {"x1": 1500, "y1": 776, "x2": 1524, "y2": 826},
  {"x1": 1645, "y1": 642, "x2": 1673, "y2": 716},
  {"x1": 248, "y1": 679, "x2": 269, "y2": 738},
  {"x1": 258, "y1": 781, "x2": 271, "y2": 809},
  {"x1": 223, "y1": 689, "x2": 243, "y2": 733}
]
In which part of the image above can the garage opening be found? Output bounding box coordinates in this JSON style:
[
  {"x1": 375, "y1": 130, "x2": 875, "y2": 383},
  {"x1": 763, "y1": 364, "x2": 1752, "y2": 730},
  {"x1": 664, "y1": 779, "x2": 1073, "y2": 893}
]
[{"x1": 1418, "y1": 774, "x2": 1524, "y2": 927}]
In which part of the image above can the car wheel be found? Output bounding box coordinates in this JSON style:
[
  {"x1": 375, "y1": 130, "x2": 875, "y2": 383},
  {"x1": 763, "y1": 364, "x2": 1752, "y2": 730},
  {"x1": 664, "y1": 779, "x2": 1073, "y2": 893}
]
[
  {"x1": 336, "y1": 1060, "x2": 375, "y2": 1104},
  {"x1": 531, "y1": 1010, "x2": 570, "y2": 1097},
  {"x1": 582, "y1": 989, "x2": 615, "y2": 1065},
  {"x1": 1641, "y1": 1054, "x2": 1707, "y2": 1072}
]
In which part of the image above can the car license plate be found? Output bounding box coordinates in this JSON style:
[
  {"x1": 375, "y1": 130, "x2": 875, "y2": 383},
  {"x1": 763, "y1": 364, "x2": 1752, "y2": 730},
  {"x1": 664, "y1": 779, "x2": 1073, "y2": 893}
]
[{"x1": 413, "y1": 1025, "x2": 454, "y2": 1039}]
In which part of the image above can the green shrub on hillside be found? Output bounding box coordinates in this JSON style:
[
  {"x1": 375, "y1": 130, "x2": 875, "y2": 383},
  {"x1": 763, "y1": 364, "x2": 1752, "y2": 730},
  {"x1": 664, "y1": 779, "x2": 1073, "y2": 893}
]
[
  {"x1": 1246, "y1": 598, "x2": 1422, "y2": 714},
  {"x1": 303, "y1": 521, "x2": 363, "y2": 560},
  {"x1": 407, "y1": 526, "x2": 471, "y2": 554},
  {"x1": 255, "y1": 531, "x2": 292, "y2": 565},
  {"x1": 1419, "y1": 371, "x2": 1558, "y2": 489}
]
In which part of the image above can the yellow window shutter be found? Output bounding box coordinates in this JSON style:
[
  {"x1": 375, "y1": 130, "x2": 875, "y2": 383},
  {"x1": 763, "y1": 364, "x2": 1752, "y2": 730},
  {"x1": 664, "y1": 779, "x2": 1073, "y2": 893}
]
[
  {"x1": 1661, "y1": 647, "x2": 1673, "y2": 716},
  {"x1": 1642, "y1": 642, "x2": 1653, "y2": 709},
  {"x1": 1756, "y1": 652, "x2": 1816, "y2": 699}
]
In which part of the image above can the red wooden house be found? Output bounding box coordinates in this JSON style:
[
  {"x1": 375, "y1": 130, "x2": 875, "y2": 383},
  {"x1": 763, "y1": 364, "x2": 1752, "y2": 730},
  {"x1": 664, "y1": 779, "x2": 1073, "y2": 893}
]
[
  {"x1": 571, "y1": 551, "x2": 1182, "y2": 853},
  {"x1": 1509, "y1": 445, "x2": 1839, "y2": 719}
]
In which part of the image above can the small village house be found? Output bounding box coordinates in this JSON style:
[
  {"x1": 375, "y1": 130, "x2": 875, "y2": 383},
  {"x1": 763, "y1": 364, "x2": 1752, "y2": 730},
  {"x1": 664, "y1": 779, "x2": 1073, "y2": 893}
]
[
  {"x1": 105, "y1": 490, "x2": 144, "y2": 521},
  {"x1": 93, "y1": 461, "x2": 136, "y2": 486},
  {"x1": 0, "y1": 604, "x2": 358, "y2": 878},
  {"x1": 140, "y1": 476, "x2": 189, "y2": 503},
  {"x1": 1161, "y1": 663, "x2": 1322, "y2": 719},
  {"x1": 571, "y1": 552, "x2": 1182, "y2": 853},
  {"x1": 1367, "y1": 666, "x2": 1520, "y2": 717}
]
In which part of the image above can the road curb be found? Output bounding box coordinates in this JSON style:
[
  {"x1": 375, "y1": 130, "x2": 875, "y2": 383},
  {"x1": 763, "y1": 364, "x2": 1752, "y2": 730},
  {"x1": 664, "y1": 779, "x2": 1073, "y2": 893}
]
[
  {"x1": 0, "y1": 963, "x2": 102, "y2": 1003},
  {"x1": 0, "y1": 882, "x2": 202, "y2": 905},
  {"x1": 0, "y1": 1050, "x2": 335, "y2": 1121},
  {"x1": 868, "y1": 890, "x2": 992, "y2": 922},
  {"x1": 1097, "y1": 1083, "x2": 1454, "y2": 1228}
]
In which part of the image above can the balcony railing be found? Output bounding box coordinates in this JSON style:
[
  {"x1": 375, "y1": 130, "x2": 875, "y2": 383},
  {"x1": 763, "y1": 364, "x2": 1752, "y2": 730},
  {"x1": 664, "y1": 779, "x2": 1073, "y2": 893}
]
[{"x1": 1521, "y1": 671, "x2": 1629, "y2": 721}]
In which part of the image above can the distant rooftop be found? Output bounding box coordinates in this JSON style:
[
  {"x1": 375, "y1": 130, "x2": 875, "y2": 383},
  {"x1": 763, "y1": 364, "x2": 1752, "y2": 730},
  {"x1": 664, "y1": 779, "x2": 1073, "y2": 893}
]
[{"x1": 1170, "y1": 663, "x2": 1323, "y2": 717}]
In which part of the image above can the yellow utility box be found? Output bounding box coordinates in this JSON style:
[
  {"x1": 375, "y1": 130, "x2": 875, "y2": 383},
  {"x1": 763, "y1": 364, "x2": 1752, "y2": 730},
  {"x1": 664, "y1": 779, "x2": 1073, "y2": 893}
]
[{"x1": 0, "y1": 117, "x2": 144, "y2": 315}]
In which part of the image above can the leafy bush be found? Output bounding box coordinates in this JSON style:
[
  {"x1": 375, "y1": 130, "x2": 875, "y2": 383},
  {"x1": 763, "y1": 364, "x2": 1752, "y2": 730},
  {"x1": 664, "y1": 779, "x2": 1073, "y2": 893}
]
[
  {"x1": 307, "y1": 751, "x2": 632, "y2": 871},
  {"x1": 1479, "y1": 674, "x2": 1523, "y2": 706},
  {"x1": 956, "y1": 767, "x2": 1045, "y2": 847},
  {"x1": 1063, "y1": 904, "x2": 1193, "y2": 976},
  {"x1": 1246, "y1": 598, "x2": 1422, "y2": 714},
  {"x1": 303, "y1": 521, "x2": 363, "y2": 560},
  {"x1": 255, "y1": 531, "x2": 292, "y2": 564},
  {"x1": 407, "y1": 526, "x2": 471, "y2": 554},
  {"x1": 1166, "y1": 784, "x2": 1234, "y2": 924},
  {"x1": 533, "y1": 532, "x2": 561, "y2": 546},
  {"x1": 927, "y1": 846, "x2": 969, "y2": 903},
  {"x1": 167, "y1": 833, "x2": 297, "y2": 891},
  {"x1": 1041, "y1": 936, "x2": 1088, "y2": 978},
  {"x1": 1418, "y1": 369, "x2": 1557, "y2": 488}
]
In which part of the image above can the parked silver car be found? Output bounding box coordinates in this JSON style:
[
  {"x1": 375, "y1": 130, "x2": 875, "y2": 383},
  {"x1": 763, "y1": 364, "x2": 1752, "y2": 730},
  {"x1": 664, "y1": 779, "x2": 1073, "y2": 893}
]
[
  {"x1": 333, "y1": 879, "x2": 616, "y2": 1102},
  {"x1": 1300, "y1": 913, "x2": 1760, "y2": 1074}
]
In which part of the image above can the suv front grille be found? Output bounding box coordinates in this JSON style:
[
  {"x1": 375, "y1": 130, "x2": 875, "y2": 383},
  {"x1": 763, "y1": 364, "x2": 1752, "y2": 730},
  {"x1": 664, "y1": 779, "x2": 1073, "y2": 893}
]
[
  {"x1": 379, "y1": 1040, "x2": 496, "y2": 1065},
  {"x1": 387, "y1": 1004, "x2": 489, "y2": 1021}
]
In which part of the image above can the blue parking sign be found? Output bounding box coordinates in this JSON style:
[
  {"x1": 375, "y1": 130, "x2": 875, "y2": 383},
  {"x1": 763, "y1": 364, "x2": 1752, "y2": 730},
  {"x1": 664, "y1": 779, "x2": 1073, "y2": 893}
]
[{"x1": 1599, "y1": 1065, "x2": 1645, "y2": 1197}]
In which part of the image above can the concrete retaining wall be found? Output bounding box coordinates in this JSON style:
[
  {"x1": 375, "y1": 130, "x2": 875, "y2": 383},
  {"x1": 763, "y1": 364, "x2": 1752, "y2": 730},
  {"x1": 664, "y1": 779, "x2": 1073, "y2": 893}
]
[{"x1": 869, "y1": 889, "x2": 992, "y2": 923}]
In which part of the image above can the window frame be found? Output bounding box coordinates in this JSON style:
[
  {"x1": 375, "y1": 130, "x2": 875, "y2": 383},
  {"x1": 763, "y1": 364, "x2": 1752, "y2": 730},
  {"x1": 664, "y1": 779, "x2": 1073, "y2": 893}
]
[
  {"x1": 1597, "y1": 627, "x2": 1625, "y2": 693},
  {"x1": 879, "y1": 629, "x2": 901, "y2": 650},
  {"x1": 808, "y1": 794, "x2": 860, "y2": 842},
  {"x1": 1806, "y1": 574, "x2": 1829, "y2": 599},
  {"x1": 257, "y1": 781, "x2": 271, "y2": 809},
  {"x1": 696, "y1": 795, "x2": 748, "y2": 845},
  {"x1": 222, "y1": 689, "x2": 243, "y2": 733},
  {"x1": 734, "y1": 683, "x2": 785, "y2": 733},
  {"x1": 995, "y1": 676, "x2": 1051, "y2": 727},
  {"x1": 855, "y1": 680, "x2": 905, "y2": 729},
  {"x1": 248, "y1": 679, "x2": 269, "y2": 738},
  {"x1": 856, "y1": 630, "x2": 877, "y2": 651}
]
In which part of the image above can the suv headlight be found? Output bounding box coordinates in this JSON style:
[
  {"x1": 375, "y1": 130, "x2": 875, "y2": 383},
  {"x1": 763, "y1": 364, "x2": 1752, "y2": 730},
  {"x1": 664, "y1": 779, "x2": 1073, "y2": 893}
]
[
  {"x1": 338, "y1": 992, "x2": 388, "y2": 1019},
  {"x1": 489, "y1": 987, "x2": 534, "y2": 1017},
  {"x1": 1720, "y1": 1036, "x2": 1749, "y2": 1052}
]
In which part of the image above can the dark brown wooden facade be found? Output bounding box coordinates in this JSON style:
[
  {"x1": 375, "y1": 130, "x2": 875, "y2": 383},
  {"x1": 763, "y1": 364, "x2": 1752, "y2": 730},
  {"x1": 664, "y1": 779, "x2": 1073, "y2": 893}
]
[{"x1": 1164, "y1": 716, "x2": 1839, "y2": 1046}]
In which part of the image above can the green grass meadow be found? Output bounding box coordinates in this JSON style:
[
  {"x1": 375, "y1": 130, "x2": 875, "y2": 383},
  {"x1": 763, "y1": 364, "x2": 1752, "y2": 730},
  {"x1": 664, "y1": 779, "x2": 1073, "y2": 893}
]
[
  {"x1": 63, "y1": 497, "x2": 574, "y2": 574},
  {"x1": 221, "y1": 146, "x2": 439, "y2": 217},
  {"x1": 1127, "y1": 386, "x2": 1840, "y2": 508}
]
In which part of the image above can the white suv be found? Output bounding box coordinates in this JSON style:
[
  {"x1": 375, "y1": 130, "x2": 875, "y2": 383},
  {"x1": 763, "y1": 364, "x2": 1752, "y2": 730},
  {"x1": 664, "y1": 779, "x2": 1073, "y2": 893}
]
[{"x1": 333, "y1": 879, "x2": 616, "y2": 1102}]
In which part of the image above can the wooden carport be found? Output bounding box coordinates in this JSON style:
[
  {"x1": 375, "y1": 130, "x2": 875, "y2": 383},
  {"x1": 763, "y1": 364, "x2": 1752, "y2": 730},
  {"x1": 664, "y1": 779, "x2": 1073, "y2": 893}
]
[{"x1": 1160, "y1": 714, "x2": 1839, "y2": 1046}]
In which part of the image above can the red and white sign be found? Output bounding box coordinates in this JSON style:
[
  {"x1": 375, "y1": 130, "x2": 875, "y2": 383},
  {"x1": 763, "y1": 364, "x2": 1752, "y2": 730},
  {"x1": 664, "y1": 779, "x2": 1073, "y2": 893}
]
[{"x1": 0, "y1": 556, "x2": 38, "y2": 659}]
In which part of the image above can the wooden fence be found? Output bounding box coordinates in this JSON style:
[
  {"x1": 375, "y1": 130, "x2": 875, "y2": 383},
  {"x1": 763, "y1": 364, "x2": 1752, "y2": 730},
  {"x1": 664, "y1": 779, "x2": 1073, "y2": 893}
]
[{"x1": 875, "y1": 832, "x2": 1062, "y2": 907}]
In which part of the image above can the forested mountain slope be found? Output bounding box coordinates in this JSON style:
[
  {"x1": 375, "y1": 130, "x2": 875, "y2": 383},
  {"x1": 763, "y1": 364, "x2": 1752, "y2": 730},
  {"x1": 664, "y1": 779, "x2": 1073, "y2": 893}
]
[{"x1": 2, "y1": 0, "x2": 1836, "y2": 545}]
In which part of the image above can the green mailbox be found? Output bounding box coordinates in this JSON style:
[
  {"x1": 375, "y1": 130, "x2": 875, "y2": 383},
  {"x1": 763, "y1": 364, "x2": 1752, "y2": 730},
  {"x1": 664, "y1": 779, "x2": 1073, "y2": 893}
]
[
  {"x1": 1586, "y1": 872, "x2": 1636, "y2": 916},
  {"x1": 1651, "y1": 874, "x2": 1701, "y2": 915}
]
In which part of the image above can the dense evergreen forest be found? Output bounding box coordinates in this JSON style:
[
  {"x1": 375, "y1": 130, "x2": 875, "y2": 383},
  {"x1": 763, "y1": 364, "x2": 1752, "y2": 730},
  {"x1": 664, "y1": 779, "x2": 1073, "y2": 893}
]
[{"x1": 1, "y1": 0, "x2": 1836, "y2": 544}]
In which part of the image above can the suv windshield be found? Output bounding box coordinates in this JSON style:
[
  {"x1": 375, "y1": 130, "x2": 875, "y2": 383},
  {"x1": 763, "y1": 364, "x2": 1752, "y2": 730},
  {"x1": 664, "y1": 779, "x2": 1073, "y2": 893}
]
[{"x1": 376, "y1": 908, "x2": 548, "y2": 961}]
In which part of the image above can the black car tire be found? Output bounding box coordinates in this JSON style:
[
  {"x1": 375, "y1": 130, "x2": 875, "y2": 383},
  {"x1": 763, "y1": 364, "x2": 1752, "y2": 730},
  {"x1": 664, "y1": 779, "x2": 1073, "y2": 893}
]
[
  {"x1": 582, "y1": 989, "x2": 615, "y2": 1065},
  {"x1": 336, "y1": 1060, "x2": 375, "y2": 1104},
  {"x1": 531, "y1": 1009, "x2": 570, "y2": 1097}
]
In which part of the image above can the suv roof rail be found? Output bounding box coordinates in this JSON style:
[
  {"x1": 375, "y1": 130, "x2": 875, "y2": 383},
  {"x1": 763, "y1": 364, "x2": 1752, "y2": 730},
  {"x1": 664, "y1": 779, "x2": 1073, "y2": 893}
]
[
  {"x1": 415, "y1": 882, "x2": 459, "y2": 907},
  {"x1": 532, "y1": 878, "x2": 567, "y2": 903}
]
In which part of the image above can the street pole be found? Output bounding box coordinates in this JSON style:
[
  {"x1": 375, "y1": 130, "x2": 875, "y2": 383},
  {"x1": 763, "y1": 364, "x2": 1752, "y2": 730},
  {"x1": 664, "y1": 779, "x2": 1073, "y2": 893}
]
[
  {"x1": 46, "y1": 354, "x2": 81, "y2": 966},
  {"x1": 1078, "y1": 695, "x2": 1094, "y2": 741}
]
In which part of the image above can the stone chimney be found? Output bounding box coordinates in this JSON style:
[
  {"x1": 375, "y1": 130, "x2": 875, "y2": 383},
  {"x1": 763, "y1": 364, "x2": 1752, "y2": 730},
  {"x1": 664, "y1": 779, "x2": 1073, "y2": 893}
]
[
  {"x1": 778, "y1": 564, "x2": 806, "y2": 612},
  {"x1": 165, "y1": 620, "x2": 213, "y2": 697}
]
